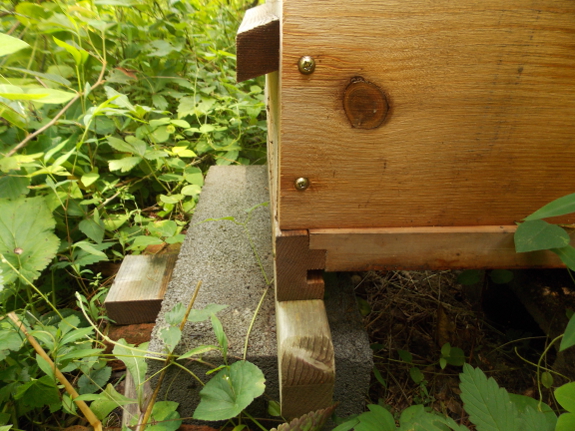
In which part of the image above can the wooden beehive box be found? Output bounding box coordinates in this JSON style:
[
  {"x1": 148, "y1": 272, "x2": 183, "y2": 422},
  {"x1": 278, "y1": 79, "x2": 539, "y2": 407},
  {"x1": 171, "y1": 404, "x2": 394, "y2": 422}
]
[
  {"x1": 238, "y1": 0, "x2": 575, "y2": 300},
  {"x1": 237, "y1": 0, "x2": 575, "y2": 417}
]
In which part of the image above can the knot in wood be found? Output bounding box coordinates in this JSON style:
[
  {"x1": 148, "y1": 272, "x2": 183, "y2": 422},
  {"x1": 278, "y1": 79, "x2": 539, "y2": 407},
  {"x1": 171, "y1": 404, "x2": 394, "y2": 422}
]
[{"x1": 343, "y1": 76, "x2": 388, "y2": 129}]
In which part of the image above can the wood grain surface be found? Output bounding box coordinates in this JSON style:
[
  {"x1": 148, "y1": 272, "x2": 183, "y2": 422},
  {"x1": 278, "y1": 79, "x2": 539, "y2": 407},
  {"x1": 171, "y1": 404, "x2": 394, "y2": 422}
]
[
  {"x1": 275, "y1": 0, "x2": 575, "y2": 230},
  {"x1": 276, "y1": 299, "x2": 335, "y2": 418},
  {"x1": 309, "y1": 225, "x2": 569, "y2": 272}
]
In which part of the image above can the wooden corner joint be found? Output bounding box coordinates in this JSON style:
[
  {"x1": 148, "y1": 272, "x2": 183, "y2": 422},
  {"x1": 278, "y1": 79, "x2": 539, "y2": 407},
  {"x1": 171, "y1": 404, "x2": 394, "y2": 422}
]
[
  {"x1": 236, "y1": 3, "x2": 280, "y2": 82},
  {"x1": 275, "y1": 229, "x2": 326, "y2": 301}
]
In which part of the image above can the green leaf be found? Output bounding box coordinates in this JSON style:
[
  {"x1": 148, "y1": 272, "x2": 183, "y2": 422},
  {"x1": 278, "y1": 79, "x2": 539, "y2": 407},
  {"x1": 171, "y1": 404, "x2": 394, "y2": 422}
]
[
  {"x1": 184, "y1": 304, "x2": 225, "y2": 322},
  {"x1": 184, "y1": 166, "x2": 204, "y2": 186},
  {"x1": 53, "y1": 37, "x2": 89, "y2": 66},
  {"x1": 14, "y1": 375, "x2": 60, "y2": 409},
  {"x1": 79, "y1": 217, "x2": 105, "y2": 244},
  {"x1": 112, "y1": 340, "x2": 148, "y2": 406},
  {"x1": 211, "y1": 314, "x2": 228, "y2": 359},
  {"x1": 556, "y1": 413, "x2": 575, "y2": 431},
  {"x1": 125, "y1": 136, "x2": 147, "y2": 157},
  {"x1": 148, "y1": 400, "x2": 181, "y2": 431},
  {"x1": 459, "y1": 364, "x2": 520, "y2": 431},
  {"x1": 354, "y1": 404, "x2": 396, "y2": 431},
  {"x1": 409, "y1": 367, "x2": 424, "y2": 384},
  {"x1": 525, "y1": 193, "x2": 575, "y2": 221},
  {"x1": 107, "y1": 136, "x2": 135, "y2": 154},
  {"x1": 0, "y1": 33, "x2": 30, "y2": 56},
  {"x1": 178, "y1": 345, "x2": 219, "y2": 360},
  {"x1": 165, "y1": 302, "x2": 186, "y2": 326},
  {"x1": 0, "y1": 175, "x2": 30, "y2": 199},
  {"x1": 552, "y1": 245, "x2": 575, "y2": 272},
  {"x1": 182, "y1": 185, "x2": 202, "y2": 196},
  {"x1": 556, "y1": 382, "x2": 575, "y2": 413},
  {"x1": 541, "y1": 371, "x2": 554, "y2": 389},
  {"x1": 81, "y1": 169, "x2": 99, "y2": 187},
  {"x1": 90, "y1": 383, "x2": 137, "y2": 420},
  {"x1": 560, "y1": 313, "x2": 575, "y2": 351},
  {"x1": 508, "y1": 394, "x2": 556, "y2": 431},
  {"x1": 0, "y1": 196, "x2": 60, "y2": 284},
  {"x1": 399, "y1": 404, "x2": 470, "y2": 431},
  {"x1": 6, "y1": 67, "x2": 71, "y2": 86},
  {"x1": 109, "y1": 156, "x2": 142, "y2": 173},
  {"x1": 445, "y1": 347, "x2": 465, "y2": 366},
  {"x1": 193, "y1": 361, "x2": 265, "y2": 421},
  {"x1": 398, "y1": 349, "x2": 413, "y2": 363},
  {"x1": 36, "y1": 353, "x2": 56, "y2": 380},
  {"x1": 268, "y1": 400, "x2": 281, "y2": 417},
  {"x1": 489, "y1": 269, "x2": 514, "y2": 285},
  {"x1": 514, "y1": 220, "x2": 570, "y2": 253},
  {"x1": 27, "y1": 88, "x2": 76, "y2": 104},
  {"x1": 159, "y1": 326, "x2": 182, "y2": 353},
  {"x1": 78, "y1": 366, "x2": 112, "y2": 394}
]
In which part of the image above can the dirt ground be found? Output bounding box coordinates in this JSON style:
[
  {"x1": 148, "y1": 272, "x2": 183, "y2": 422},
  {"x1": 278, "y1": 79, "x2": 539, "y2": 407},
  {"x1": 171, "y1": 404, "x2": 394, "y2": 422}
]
[{"x1": 353, "y1": 269, "x2": 574, "y2": 429}]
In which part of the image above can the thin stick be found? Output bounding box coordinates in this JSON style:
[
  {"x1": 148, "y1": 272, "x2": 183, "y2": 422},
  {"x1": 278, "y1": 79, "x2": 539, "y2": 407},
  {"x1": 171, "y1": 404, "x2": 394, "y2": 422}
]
[{"x1": 8, "y1": 312, "x2": 103, "y2": 431}]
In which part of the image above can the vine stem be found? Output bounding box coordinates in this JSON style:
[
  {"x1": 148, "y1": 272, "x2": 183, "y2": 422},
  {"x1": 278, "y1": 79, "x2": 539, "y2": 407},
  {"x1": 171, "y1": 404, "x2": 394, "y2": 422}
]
[{"x1": 7, "y1": 312, "x2": 103, "y2": 431}]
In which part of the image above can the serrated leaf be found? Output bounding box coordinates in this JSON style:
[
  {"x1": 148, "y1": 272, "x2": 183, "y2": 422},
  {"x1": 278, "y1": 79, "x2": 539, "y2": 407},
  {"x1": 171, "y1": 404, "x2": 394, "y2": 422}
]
[
  {"x1": 560, "y1": 313, "x2": 575, "y2": 351},
  {"x1": 159, "y1": 326, "x2": 181, "y2": 353},
  {"x1": 0, "y1": 176, "x2": 30, "y2": 199},
  {"x1": 555, "y1": 382, "x2": 575, "y2": 413},
  {"x1": 355, "y1": 404, "x2": 395, "y2": 431},
  {"x1": 193, "y1": 361, "x2": 265, "y2": 421},
  {"x1": 0, "y1": 196, "x2": 60, "y2": 284},
  {"x1": 78, "y1": 366, "x2": 112, "y2": 394},
  {"x1": 0, "y1": 33, "x2": 30, "y2": 56},
  {"x1": 109, "y1": 156, "x2": 142, "y2": 172},
  {"x1": 165, "y1": 302, "x2": 186, "y2": 326},
  {"x1": 459, "y1": 364, "x2": 520, "y2": 431},
  {"x1": 90, "y1": 383, "x2": 137, "y2": 420},
  {"x1": 14, "y1": 375, "x2": 60, "y2": 408},
  {"x1": 514, "y1": 220, "x2": 570, "y2": 253},
  {"x1": 125, "y1": 136, "x2": 147, "y2": 157},
  {"x1": 525, "y1": 193, "x2": 575, "y2": 221},
  {"x1": 508, "y1": 394, "x2": 556, "y2": 431},
  {"x1": 107, "y1": 136, "x2": 134, "y2": 153},
  {"x1": 149, "y1": 400, "x2": 181, "y2": 431}
]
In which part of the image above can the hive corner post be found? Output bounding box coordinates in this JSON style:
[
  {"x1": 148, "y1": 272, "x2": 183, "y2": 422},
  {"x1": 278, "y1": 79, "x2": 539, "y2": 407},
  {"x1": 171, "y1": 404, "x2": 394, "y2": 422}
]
[{"x1": 237, "y1": 0, "x2": 336, "y2": 419}]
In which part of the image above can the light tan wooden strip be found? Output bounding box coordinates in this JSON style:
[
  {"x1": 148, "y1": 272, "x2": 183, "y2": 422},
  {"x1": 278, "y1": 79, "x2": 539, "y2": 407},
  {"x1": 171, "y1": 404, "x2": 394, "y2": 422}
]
[
  {"x1": 277, "y1": 0, "x2": 575, "y2": 230},
  {"x1": 236, "y1": 3, "x2": 280, "y2": 82},
  {"x1": 105, "y1": 254, "x2": 177, "y2": 325},
  {"x1": 276, "y1": 299, "x2": 335, "y2": 418},
  {"x1": 309, "y1": 226, "x2": 568, "y2": 271}
]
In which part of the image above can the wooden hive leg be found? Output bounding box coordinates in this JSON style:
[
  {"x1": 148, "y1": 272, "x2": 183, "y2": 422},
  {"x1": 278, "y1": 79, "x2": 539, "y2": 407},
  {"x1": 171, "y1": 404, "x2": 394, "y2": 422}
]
[
  {"x1": 275, "y1": 229, "x2": 326, "y2": 301},
  {"x1": 276, "y1": 300, "x2": 335, "y2": 418}
]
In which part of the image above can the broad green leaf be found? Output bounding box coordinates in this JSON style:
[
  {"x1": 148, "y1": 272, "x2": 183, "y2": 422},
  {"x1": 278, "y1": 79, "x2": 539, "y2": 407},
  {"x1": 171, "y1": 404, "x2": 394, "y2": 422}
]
[
  {"x1": 398, "y1": 349, "x2": 413, "y2": 363},
  {"x1": 552, "y1": 245, "x2": 575, "y2": 272},
  {"x1": 0, "y1": 196, "x2": 60, "y2": 284},
  {"x1": 53, "y1": 37, "x2": 89, "y2": 66},
  {"x1": 81, "y1": 169, "x2": 99, "y2": 187},
  {"x1": 14, "y1": 375, "x2": 60, "y2": 408},
  {"x1": 107, "y1": 136, "x2": 135, "y2": 154},
  {"x1": 109, "y1": 156, "x2": 142, "y2": 172},
  {"x1": 94, "y1": 0, "x2": 138, "y2": 5},
  {"x1": 113, "y1": 340, "x2": 148, "y2": 406},
  {"x1": 354, "y1": 404, "x2": 396, "y2": 431},
  {"x1": 445, "y1": 347, "x2": 465, "y2": 366},
  {"x1": 541, "y1": 371, "x2": 553, "y2": 389},
  {"x1": 90, "y1": 383, "x2": 137, "y2": 420},
  {"x1": 171, "y1": 146, "x2": 197, "y2": 158},
  {"x1": 489, "y1": 270, "x2": 514, "y2": 285},
  {"x1": 187, "y1": 304, "x2": 228, "y2": 322},
  {"x1": 74, "y1": 241, "x2": 107, "y2": 258},
  {"x1": 165, "y1": 302, "x2": 186, "y2": 326},
  {"x1": 184, "y1": 166, "x2": 204, "y2": 186},
  {"x1": 159, "y1": 326, "x2": 182, "y2": 353},
  {"x1": 560, "y1": 313, "x2": 575, "y2": 351},
  {"x1": 178, "y1": 345, "x2": 219, "y2": 360},
  {"x1": 555, "y1": 382, "x2": 575, "y2": 413},
  {"x1": 125, "y1": 136, "x2": 147, "y2": 157},
  {"x1": 508, "y1": 393, "x2": 556, "y2": 431},
  {"x1": 182, "y1": 185, "x2": 202, "y2": 197},
  {"x1": 0, "y1": 175, "x2": 30, "y2": 199},
  {"x1": 27, "y1": 88, "x2": 76, "y2": 104},
  {"x1": 409, "y1": 367, "x2": 424, "y2": 384},
  {"x1": 457, "y1": 270, "x2": 483, "y2": 285},
  {"x1": 78, "y1": 366, "x2": 112, "y2": 394},
  {"x1": 399, "y1": 404, "x2": 469, "y2": 431},
  {"x1": 268, "y1": 401, "x2": 281, "y2": 417},
  {"x1": 171, "y1": 119, "x2": 190, "y2": 128},
  {"x1": 0, "y1": 33, "x2": 30, "y2": 56},
  {"x1": 459, "y1": 364, "x2": 520, "y2": 431},
  {"x1": 79, "y1": 217, "x2": 105, "y2": 244},
  {"x1": 149, "y1": 401, "x2": 181, "y2": 431},
  {"x1": 152, "y1": 94, "x2": 168, "y2": 110},
  {"x1": 193, "y1": 361, "x2": 265, "y2": 421},
  {"x1": 58, "y1": 348, "x2": 104, "y2": 362},
  {"x1": 0, "y1": 329, "x2": 22, "y2": 357},
  {"x1": 160, "y1": 194, "x2": 183, "y2": 204},
  {"x1": 556, "y1": 413, "x2": 575, "y2": 431},
  {"x1": 514, "y1": 220, "x2": 570, "y2": 253},
  {"x1": 129, "y1": 236, "x2": 164, "y2": 250},
  {"x1": 525, "y1": 193, "x2": 575, "y2": 221},
  {"x1": 36, "y1": 353, "x2": 56, "y2": 380},
  {"x1": 151, "y1": 125, "x2": 170, "y2": 143}
]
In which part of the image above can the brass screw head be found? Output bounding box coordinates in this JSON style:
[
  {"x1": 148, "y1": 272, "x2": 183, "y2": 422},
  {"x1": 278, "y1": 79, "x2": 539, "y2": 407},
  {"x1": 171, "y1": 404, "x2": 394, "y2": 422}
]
[
  {"x1": 298, "y1": 56, "x2": 316, "y2": 74},
  {"x1": 294, "y1": 177, "x2": 310, "y2": 191}
]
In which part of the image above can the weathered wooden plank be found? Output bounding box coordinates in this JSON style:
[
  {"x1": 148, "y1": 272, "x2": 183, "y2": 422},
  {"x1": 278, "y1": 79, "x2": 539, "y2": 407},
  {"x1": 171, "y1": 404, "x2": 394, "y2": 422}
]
[
  {"x1": 105, "y1": 254, "x2": 177, "y2": 325},
  {"x1": 276, "y1": 299, "x2": 335, "y2": 418},
  {"x1": 276, "y1": 0, "x2": 575, "y2": 230},
  {"x1": 309, "y1": 226, "x2": 569, "y2": 272},
  {"x1": 236, "y1": 2, "x2": 280, "y2": 82},
  {"x1": 275, "y1": 229, "x2": 326, "y2": 301}
]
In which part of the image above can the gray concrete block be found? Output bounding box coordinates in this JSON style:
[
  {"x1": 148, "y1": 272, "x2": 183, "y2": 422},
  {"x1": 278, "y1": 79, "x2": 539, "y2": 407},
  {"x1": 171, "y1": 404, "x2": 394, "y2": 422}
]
[{"x1": 147, "y1": 165, "x2": 372, "y2": 427}]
